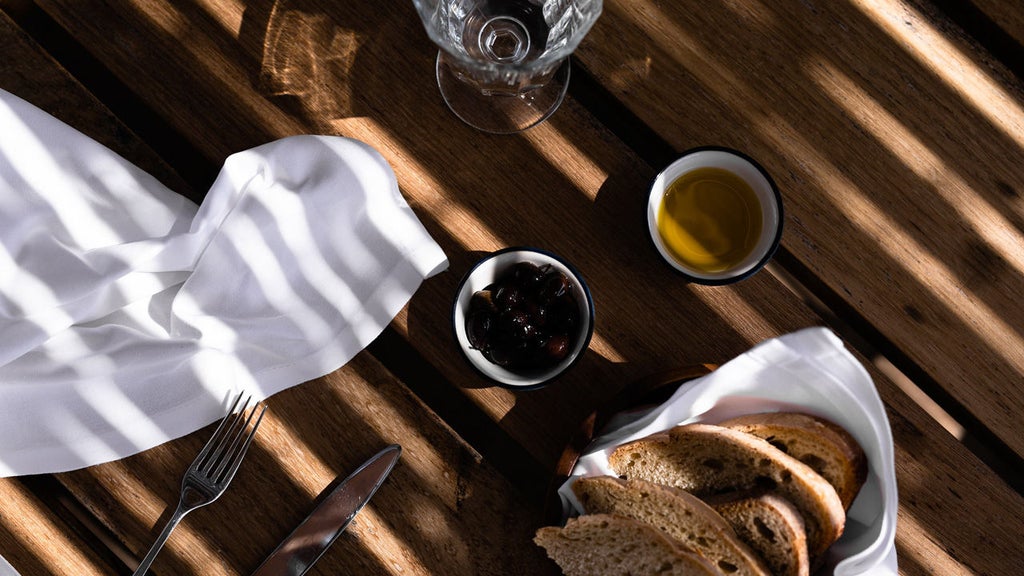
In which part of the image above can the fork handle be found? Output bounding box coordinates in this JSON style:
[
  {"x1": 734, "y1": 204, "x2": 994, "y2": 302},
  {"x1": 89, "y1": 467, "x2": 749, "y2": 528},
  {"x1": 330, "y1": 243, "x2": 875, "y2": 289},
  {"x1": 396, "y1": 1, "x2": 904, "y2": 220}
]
[{"x1": 132, "y1": 502, "x2": 189, "y2": 576}]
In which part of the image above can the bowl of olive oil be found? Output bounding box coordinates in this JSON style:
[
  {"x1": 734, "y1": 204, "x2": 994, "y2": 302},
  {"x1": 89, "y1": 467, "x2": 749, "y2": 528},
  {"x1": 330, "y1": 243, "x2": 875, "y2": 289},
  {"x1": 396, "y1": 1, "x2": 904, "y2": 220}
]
[{"x1": 647, "y1": 147, "x2": 783, "y2": 284}]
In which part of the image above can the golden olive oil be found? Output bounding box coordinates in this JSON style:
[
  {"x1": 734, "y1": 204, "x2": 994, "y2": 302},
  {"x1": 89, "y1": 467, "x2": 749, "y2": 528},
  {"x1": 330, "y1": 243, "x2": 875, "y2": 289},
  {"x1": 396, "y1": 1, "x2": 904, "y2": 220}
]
[{"x1": 657, "y1": 167, "x2": 762, "y2": 273}]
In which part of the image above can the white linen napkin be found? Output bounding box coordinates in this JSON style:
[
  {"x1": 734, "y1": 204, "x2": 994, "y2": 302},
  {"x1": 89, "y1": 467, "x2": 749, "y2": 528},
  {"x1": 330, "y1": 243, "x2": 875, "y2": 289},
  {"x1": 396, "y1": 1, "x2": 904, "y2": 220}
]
[
  {"x1": 0, "y1": 88, "x2": 448, "y2": 479},
  {"x1": 557, "y1": 327, "x2": 899, "y2": 575}
]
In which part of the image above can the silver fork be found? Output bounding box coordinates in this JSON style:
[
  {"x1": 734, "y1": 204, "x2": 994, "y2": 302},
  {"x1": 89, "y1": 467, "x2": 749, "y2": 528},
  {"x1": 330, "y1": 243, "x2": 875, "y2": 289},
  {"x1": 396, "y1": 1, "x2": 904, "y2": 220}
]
[{"x1": 132, "y1": 392, "x2": 266, "y2": 576}]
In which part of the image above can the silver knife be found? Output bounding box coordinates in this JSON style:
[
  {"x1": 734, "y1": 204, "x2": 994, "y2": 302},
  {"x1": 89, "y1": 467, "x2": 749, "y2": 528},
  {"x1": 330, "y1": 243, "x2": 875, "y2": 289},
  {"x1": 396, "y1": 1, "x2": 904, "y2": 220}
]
[{"x1": 250, "y1": 444, "x2": 401, "y2": 576}]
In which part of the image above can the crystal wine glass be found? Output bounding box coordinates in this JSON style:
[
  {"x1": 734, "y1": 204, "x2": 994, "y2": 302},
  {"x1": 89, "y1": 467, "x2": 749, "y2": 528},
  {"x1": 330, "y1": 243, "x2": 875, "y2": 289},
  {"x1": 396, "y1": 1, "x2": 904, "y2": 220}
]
[{"x1": 412, "y1": 0, "x2": 602, "y2": 134}]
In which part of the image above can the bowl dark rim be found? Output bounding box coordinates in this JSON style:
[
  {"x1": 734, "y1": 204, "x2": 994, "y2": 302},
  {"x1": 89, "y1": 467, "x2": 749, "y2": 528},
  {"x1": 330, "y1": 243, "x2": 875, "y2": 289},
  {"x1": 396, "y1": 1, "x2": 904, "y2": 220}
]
[
  {"x1": 450, "y1": 246, "x2": 596, "y2": 391},
  {"x1": 646, "y1": 145, "x2": 785, "y2": 286}
]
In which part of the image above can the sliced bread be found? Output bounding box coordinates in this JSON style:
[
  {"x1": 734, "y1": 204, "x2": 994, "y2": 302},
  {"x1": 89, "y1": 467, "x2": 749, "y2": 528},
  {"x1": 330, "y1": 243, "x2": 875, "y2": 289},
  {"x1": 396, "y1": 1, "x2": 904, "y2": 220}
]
[
  {"x1": 719, "y1": 412, "x2": 867, "y2": 510},
  {"x1": 534, "y1": 514, "x2": 721, "y2": 576},
  {"x1": 607, "y1": 423, "x2": 845, "y2": 560},
  {"x1": 573, "y1": 476, "x2": 770, "y2": 576},
  {"x1": 708, "y1": 492, "x2": 810, "y2": 576}
]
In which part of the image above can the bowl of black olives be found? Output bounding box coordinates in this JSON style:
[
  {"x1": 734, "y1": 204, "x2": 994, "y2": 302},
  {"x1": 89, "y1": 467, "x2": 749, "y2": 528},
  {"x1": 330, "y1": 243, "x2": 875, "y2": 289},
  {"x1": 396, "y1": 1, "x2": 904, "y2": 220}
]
[{"x1": 452, "y1": 247, "x2": 595, "y2": 389}]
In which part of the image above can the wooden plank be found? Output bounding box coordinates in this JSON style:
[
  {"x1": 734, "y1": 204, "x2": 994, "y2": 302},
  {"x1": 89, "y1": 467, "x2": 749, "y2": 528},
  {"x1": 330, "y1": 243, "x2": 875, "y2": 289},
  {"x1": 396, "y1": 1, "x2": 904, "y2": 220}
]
[
  {"x1": 56, "y1": 352, "x2": 555, "y2": 575},
  {"x1": 11, "y1": 0, "x2": 836, "y2": 476},
  {"x1": 970, "y1": 0, "x2": 1024, "y2": 48},
  {"x1": 0, "y1": 8, "x2": 178, "y2": 575},
  {"x1": 4, "y1": 0, "x2": 1023, "y2": 573},
  {"x1": 0, "y1": 3, "x2": 190, "y2": 196},
  {"x1": 930, "y1": 0, "x2": 1024, "y2": 78},
  {"x1": 568, "y1": 0, "x2": 1024, "y2": 461},
  {"x1": 0, "y1": 479, "x2": 117, "y2": 575}
]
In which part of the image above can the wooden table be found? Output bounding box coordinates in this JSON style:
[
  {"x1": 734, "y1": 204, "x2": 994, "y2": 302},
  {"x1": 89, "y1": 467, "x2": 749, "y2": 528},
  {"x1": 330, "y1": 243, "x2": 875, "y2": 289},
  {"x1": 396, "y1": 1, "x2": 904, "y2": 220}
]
[{"x1": 0, "y1": 0, "x2": 1022, "y2": 574}]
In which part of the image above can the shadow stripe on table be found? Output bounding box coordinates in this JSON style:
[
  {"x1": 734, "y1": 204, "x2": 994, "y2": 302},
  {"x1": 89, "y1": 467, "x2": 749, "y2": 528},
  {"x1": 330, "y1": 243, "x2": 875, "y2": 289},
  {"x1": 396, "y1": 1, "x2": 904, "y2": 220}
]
[
  {"x1": 4, "y1": 0, "x2": 555, "y2": 536},
  {"x1": 772, "y1": 246, "x2": 1024, "y2": 495},
  {"x1": 0, "y1": 0, "x2": 215, "y2": 201},
  {"x1": 568, "y1": 61, "x2": 1024, "y2": 497},
  {"x1": 924, "y1": 0, "x2": 1024, "y2": 82},
  {"x1": 15, "y1": 475, "x2": 134, "y2": 575},
  {"x1": 367, "y1": 326, "x2": 552, "y2": 504}
]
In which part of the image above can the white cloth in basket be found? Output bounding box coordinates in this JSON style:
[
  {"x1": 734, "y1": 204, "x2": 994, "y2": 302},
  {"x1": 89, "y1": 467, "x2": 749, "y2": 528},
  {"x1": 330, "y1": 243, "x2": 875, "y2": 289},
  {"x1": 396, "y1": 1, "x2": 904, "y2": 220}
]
[{"x1": 558, "y1": 327, "x2": 899, "y2": 576}]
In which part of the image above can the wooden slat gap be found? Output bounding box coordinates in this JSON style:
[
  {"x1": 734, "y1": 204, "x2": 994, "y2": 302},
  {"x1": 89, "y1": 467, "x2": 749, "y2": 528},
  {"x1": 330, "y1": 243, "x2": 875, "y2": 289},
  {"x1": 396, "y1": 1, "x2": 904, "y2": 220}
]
[
  {"x1": 366, "y1": 327, "x2": 552, "y2": 503},
  {"x1": 567, "y1": 61, "x2": 1024, "y2": 497},
  {"x1": 4, "y1": 0, "x2": 556, "y2": 515},
  {"x1": 0, "y1": 0, "x2": 215, "y2": 200},
  {"x1": 16, "y1": 475, "x2": 134, "y2": 575},
  {"x1": 923, "y1": 0, "x2": 1024, "y2": 82},
  {"x1": 770, "y1": 247, "x2": 1024, "y2": 495}
]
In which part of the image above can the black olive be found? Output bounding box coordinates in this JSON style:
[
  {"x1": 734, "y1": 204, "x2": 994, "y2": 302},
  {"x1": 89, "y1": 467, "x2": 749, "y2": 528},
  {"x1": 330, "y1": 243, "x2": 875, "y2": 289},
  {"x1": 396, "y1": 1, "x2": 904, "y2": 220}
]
[
  {"x1": 511, "y1": 262, "x2": 547, "y2": 290},
  {"x1": 538, "y1": 272, "x2": 571, "y2": 304},
  {"x1": 495, "y1": 284, "x2": 523, "y2": 310},
  {"x1": 466, "y1": 261, "x2": 581, "y2": 373},
  {"x1": 547, "y1": 299, "x2": 579, "y2": 333},
  {"x1": 486, "y1": 344, "x2": 515, "y2": 366},
  {"x1": 521, "y1": 301, "x2": 548, "y2": 327},
  {"x1": 545, "y1": 334, "x2": 570, "y2": 361},
  {"x1": 498, "y1": 309, "x2": 534, "y2": 341},
  {"x1": 469, "y1": 290, "x2": 496, "y2": 313},
  {"x1": 466, "y1": 311, "x2": 492, "y2": 350}
]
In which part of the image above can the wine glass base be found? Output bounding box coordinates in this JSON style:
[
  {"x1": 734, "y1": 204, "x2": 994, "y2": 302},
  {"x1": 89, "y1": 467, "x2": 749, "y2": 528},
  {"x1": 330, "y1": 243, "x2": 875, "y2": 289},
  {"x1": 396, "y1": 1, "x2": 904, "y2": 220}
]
[{"x1": 436, "y1": 54, "x2": 570, "y2": 134}]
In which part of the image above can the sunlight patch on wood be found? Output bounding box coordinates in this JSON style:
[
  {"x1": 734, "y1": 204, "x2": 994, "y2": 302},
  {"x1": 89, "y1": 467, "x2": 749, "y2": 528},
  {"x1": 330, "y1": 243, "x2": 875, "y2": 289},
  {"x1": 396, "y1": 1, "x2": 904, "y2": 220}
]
[
  {"x1": 333, "y1": 117, "x2": 505, "y2": 251},
  {"x1": 811, "y1": 60, "x2": 1024, "y2": 279},
  {"x1": 0, "y1": 480, "x2": 107, "y2": 574},
  {"x1": 348, "y1": 506, "x2": 441, "y2": 576},
  {"x1": 873, "y1": 354, "x2": 964, "y2": 440},
  {"x1": 896, "y1": 509, "x2": 972, "y2": 576},
  {"x1": 127, "y1": 0, "x2": 188, "y2": 37},
  {"x1": 259, "y1": 411, "x2": 332, "y2": 499},
  {"x1": 190, "y1": 0, "x2": 245, "y2": 36},
  {"x1": 588, "y1": 331, "x2": 629, "y2": 364},
  {"x1": 689, "y1": 283, "x2": 778, "y2": 344},
  {"x1": 519, "y1": 120, "x2": 607, "y2": 201},
  {"x1": 851, "y1": 0, "x2": 1024, "y2": 152},
  {"x1": 803, "y1": 61, "x2": 1024, "y2": 375}
]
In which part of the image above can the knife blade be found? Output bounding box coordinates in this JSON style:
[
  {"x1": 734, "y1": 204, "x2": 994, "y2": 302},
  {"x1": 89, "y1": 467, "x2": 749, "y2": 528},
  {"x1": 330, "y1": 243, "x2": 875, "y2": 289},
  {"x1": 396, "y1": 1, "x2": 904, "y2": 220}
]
[{"x1": 250, "y1": 444, "x2": 401, "y2": 576}]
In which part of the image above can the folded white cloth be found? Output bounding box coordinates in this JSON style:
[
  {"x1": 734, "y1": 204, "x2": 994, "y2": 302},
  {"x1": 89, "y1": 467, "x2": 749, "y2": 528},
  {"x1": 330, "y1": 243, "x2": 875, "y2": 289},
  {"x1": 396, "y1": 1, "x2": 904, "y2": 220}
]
[
  {"x1": 0, "y1": 88, "x2": 447, "y2": 477},
  {"x1": 558, "y1": 327, "x2": 899, "y2": 576},
  {"x1": 0, "y1": 555, "x2": 17, "y2": 576}
]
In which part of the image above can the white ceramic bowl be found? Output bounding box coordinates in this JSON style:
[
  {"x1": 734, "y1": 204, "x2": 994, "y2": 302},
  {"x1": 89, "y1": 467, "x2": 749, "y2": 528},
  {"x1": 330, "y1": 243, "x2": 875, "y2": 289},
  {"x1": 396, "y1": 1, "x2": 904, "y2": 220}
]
[
  {"x1": 647, "y1": 147, "x2": 784, "y2": 284},
  {"x1": 451, "y1": 247, "x2": 595, "y2": 389}
]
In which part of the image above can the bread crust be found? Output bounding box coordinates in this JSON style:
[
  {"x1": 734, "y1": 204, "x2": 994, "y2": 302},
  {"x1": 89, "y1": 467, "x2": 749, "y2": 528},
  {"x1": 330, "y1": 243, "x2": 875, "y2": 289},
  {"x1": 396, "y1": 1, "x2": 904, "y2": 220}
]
[
  {"x1": 719, "y1": 412, "x2": 867, "y2": 510},
  {"x1": 573, "y1": 476, "x2": 770, "y2": 575},
  {"x1": 708, "y1": 491, "x2": 810, "y2": 576},
  {"x1": 534, "y1": 514, "x2": 720, "y2": 576},
  {"x1": 608, "y1": 423, "x2": 845, "y2": 561}
]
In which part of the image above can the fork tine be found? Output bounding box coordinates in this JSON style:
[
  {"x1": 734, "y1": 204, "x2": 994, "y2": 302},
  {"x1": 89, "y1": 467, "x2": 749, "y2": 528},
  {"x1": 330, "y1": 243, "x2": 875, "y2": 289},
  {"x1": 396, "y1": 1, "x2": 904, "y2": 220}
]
[
  {"x1": 132, "y1": 393, "x2": 264, "y2": 576},
  {"x1": 212, "y1": 403, "x2": 265, "y2": 485},
  {"x1": 192, "y1": 392, "x2": 246, "y2": 468},
  {"x1": 203, "y1": 404, "x2": 252, "y2": 476},
  {"x1": 210, "y1": 400, "x2": 263, "y2": 482}
]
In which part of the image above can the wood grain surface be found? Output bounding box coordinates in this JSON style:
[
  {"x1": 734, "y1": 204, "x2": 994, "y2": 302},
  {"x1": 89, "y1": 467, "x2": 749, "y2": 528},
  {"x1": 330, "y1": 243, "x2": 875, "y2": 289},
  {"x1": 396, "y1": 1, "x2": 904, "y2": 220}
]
[
  {"x1": 573, "y1": 0, "x2": 1024, "y2": 462},
  {"x1": 0, "y1": 478, "x2": 120, "y2": 575},
  {"x1": 0, "y1": 0, "x2": 1022, "y2": 575},
  {"x1": 53, "y1": 352, "x2": 554, "y2": 576}
]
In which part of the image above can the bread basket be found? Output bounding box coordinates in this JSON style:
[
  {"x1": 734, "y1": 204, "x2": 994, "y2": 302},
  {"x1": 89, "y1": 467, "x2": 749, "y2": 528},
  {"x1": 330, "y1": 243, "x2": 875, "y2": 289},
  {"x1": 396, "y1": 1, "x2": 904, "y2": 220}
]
[{"x1": 554, "y1": 327, "x2": 898, "y2": 576}]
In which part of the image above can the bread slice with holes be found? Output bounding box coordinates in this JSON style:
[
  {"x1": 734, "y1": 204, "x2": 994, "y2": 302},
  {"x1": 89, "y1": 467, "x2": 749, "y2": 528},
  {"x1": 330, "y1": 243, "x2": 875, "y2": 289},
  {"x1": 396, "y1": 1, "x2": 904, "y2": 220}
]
[
  {"x1": 534, "y1": 514, "x2": 721, "y2": 575},
  {"x1": 573, "y1": 476, "x2": 770, "y2": 576},
  {"x1": 608, "y1": 423, "x2": 845, "y2": 561},
  {"x1": 719, "y1": 412, "x2": 867, "y2": 510},
  {"x1": 707, "y1": 491, "x2": 810, "y2": 576}
]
